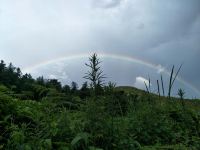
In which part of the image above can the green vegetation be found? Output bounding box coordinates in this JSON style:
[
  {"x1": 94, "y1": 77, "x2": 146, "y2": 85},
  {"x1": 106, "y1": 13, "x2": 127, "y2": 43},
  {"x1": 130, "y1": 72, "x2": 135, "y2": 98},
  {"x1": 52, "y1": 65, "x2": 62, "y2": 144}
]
[{"x1": 0, "y1": 55, "x2": 200, "y2": 149}]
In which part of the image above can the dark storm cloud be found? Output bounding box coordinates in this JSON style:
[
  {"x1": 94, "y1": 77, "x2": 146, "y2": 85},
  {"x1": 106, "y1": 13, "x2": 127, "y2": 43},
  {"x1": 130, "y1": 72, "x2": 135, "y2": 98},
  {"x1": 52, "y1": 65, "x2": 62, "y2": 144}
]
[
  {"x1": 90, "y1": 0, "x2": 200, "y2": 53},
  {"x1": 88, "y1": 0, "x2": 200, "y2": 94}
]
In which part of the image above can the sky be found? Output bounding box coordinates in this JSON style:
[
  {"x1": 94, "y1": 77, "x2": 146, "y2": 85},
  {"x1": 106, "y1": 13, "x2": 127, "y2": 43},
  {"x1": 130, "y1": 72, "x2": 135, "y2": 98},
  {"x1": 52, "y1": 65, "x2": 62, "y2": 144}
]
[{"x1": 0, "y1": 0, "x2": 200, "y2": 98}]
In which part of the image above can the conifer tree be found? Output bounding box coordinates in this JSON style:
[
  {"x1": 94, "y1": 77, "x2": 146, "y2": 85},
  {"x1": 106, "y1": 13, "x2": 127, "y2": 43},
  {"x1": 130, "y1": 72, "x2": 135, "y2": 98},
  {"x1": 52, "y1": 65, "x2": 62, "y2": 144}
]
[{"x1": 84, "y1": 53, "x2": 105, "y2": 94}]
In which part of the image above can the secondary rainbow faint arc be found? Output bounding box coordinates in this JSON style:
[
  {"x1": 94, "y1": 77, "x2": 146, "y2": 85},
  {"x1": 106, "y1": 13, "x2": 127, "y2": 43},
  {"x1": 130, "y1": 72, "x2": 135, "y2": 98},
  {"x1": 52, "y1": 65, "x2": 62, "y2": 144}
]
[{"x1": 22, "y1": 52, "x2": 200, "y2": 96}]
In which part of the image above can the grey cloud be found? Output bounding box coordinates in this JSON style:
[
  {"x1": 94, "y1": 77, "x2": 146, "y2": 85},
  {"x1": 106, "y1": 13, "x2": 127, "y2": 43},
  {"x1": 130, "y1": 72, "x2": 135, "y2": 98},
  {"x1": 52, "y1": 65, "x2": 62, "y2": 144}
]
[
  {"x1": 90, "y1": 0, "x2": 200, "y2": 53},
  {"x1": 92, "y1": 0, "x2": 123, "y2": 9}
]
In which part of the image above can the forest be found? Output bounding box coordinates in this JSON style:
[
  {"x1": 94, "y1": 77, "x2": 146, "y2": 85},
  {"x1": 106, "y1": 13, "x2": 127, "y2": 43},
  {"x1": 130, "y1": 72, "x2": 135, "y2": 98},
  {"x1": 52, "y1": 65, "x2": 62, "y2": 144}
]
[{"x1": 0, "y1": 54, "x2": 200, "y2": 150}]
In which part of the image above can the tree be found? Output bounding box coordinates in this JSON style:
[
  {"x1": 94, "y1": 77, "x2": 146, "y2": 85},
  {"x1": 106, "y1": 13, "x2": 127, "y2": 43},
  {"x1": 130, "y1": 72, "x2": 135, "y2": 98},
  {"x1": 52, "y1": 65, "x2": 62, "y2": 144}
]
[
  {"x1": 16, "y1": 67, "x2": 22, "y2": 78},
  {"x1": 62, "y1": 84, "x2": 71, "y2": 95},
  {"x1": 8, "y1": 63, "x2": 15, "y2": 72},
  {"x1": 0, "y1": 60, "x2": 6, "y2": 72},
  {"x1": 178, "y1": 88, "x2": 185, "y2": 108},
  {"x1": 178, "y1": 88, "x2": 185, "y2": 100},
  {"x1": 79, "y1": 82, "x2": 90, "y2": 99},
  {"x1": 84, "y1": 53, "x2": 105, "y2": 94},
  {"x1": 71, "y1": 81, "x2": 78, "y2": 94},
  {"x1": 36, "y1": 76, "x2": 45, "y2": 86},
  {"x1": 46, "y1": 79, "x2": 62, "y2": 91},
  {"x1": 0, "y1": 60, "x2": 6, "y2": 84}
]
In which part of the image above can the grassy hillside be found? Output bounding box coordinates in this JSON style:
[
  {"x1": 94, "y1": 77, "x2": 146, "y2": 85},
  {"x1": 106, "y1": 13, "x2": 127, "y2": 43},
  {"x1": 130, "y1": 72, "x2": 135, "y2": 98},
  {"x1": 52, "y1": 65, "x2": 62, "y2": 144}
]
[{"x1": 117, "y1": 86, "x2": 200, "y2": 111}]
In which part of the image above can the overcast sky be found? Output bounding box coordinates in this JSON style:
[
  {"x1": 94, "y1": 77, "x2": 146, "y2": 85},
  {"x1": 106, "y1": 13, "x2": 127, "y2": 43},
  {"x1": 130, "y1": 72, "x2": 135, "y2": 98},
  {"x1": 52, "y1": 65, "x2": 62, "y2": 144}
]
[{"x1": 0, "y1": 0, "x2": 200, "y2": 98}]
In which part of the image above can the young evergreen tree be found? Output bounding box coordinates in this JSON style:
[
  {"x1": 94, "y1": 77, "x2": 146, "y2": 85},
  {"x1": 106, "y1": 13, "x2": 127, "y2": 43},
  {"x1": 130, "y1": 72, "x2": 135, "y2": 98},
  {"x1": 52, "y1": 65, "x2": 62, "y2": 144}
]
[
  {"x1": 71, "y1": 81, "x2": 78, "y2": 94},
  {"x1": 0, "y1": 60, "x2": 6, "y2": 72},
  {"x1": 178, "y1": 88, "x2": 185, "y2": 108},
  {"x1": 178, "y1": 88, "x2": 185, "y2": 100},
  {"x1": 84, "y1": 53, "x2": 105, "y2": 95}
]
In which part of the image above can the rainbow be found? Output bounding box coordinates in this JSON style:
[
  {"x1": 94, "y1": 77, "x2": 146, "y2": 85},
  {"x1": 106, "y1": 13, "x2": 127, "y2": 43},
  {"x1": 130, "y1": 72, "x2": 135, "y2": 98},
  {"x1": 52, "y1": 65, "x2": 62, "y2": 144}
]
[{"x1": 22, "y1": 52, "x2": 200, "y2": 96}]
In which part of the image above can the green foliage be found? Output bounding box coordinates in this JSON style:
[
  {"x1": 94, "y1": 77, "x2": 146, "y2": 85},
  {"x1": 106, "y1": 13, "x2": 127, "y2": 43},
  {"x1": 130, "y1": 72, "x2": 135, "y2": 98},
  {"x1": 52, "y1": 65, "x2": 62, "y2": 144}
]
[
  {"x1": 31, "y1": 84, "x2": 49, "y2": 100},
  {"x1": 46, "y1": 79, "x2": 62, "y2": 92},
  {"x1": 71, "y1": 132, "x2": 89, "y2": 150},
  {"x1": 0, "y1": 85, "x2": 9, "y2": 93},
  {"x1": 79, "y1": 82, "x2": 90, "y2": 99},
  {"x1": 62, "y1": 84, "x2": 71, "y2": 95},
  {"x1": 104, "y1": 90, "x2": 129, "y2": 116}
]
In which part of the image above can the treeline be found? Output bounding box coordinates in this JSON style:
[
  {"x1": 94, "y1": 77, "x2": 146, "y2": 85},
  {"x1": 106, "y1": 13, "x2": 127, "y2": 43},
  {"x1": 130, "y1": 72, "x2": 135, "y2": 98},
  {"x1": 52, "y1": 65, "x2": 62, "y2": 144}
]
[{"x1": 0, "y1": 60, "x2": 92, "y2": 101}]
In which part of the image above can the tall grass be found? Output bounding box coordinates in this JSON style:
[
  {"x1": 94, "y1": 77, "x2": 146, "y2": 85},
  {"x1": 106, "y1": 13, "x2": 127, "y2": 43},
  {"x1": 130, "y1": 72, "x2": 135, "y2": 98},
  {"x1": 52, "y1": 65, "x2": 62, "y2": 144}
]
[
  {"x1": 157, "y1": 80, "x2": 160, "y2": 97},
  {"x1": 144, "y1": 64, "x2": 183, "y2": 99},
  {"x1": 168, "y1": 64, "x2": 182, "y2": 98},
  {"x1": 161, "y1": 74, "x2": 165, "y2": 96}
]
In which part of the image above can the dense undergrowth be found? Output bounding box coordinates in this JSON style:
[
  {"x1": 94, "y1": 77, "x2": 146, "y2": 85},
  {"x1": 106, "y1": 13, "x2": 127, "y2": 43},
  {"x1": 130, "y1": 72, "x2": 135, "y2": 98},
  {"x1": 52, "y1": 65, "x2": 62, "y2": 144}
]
[
  {"x1": 0, "y1": 58, "x2": 200, "y2": 149},
  {"x1": 1, "y1": 85, "x2": 200, "y2": 150}
]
